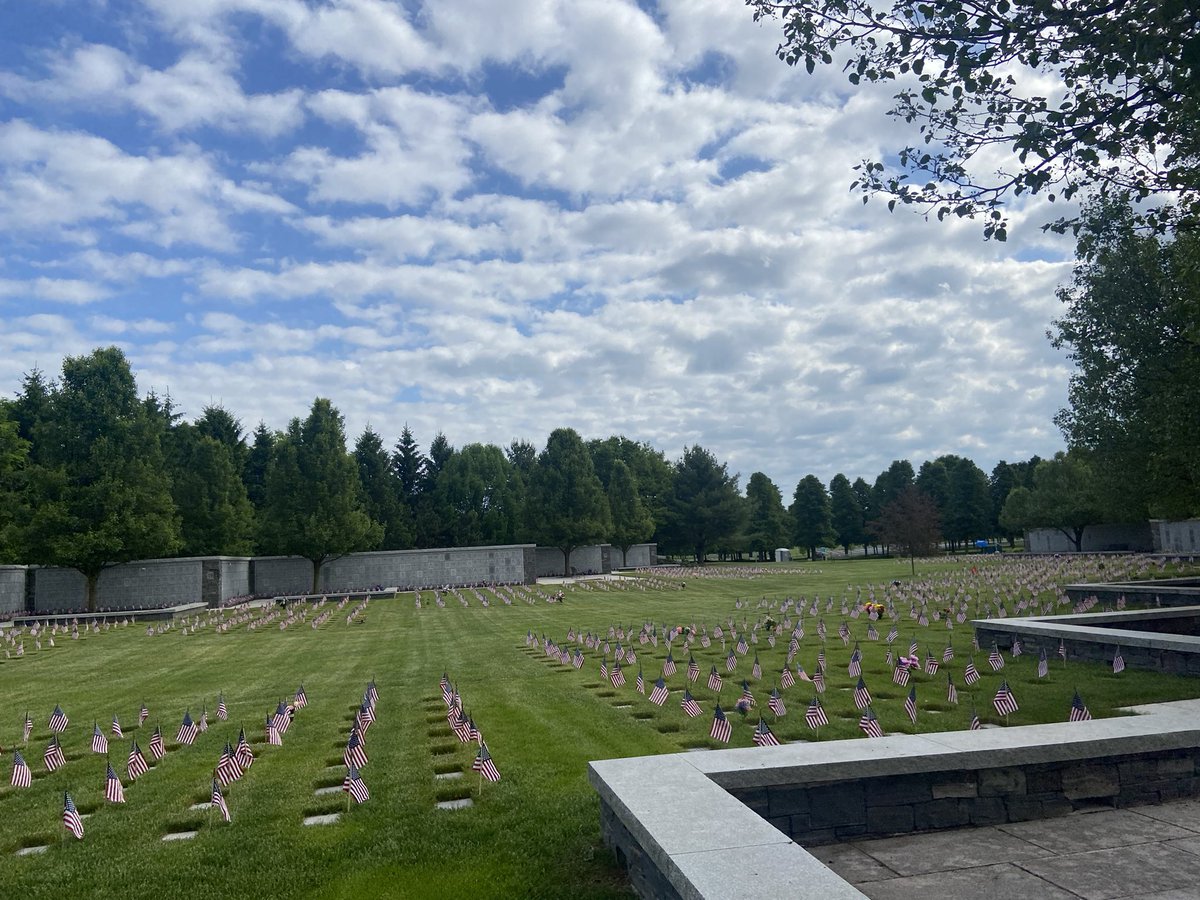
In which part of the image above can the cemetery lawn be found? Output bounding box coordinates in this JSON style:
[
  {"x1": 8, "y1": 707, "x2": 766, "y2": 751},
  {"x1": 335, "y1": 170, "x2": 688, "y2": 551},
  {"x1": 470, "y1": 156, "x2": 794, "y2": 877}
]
[{"x1": 1, "y1": 555, "x2": 1198, "y2": 899}]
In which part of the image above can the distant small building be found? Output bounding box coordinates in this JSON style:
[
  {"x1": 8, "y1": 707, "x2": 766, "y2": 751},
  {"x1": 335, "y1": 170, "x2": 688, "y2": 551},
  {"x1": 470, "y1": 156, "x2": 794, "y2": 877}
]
[{"x1": 774, "y1": 548, "x2": 791, "y2": 563}]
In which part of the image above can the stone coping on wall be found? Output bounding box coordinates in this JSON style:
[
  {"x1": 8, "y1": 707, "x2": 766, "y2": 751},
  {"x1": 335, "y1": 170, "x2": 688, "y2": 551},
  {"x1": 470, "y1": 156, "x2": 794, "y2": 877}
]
[
  {"x1": 972, "y1": 608, "x2": 1200, "y2": 655},
  {"x1": 588, "y1": 699, "x2": 1200, "y2": 900},
  {"x1": 6, "y1": 602, "x2": 208, "y2": 629}
]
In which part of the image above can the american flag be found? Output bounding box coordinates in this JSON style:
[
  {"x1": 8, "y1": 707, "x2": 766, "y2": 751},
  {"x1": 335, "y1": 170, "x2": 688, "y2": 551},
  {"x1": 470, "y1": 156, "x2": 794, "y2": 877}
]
[
  {"x1": 848, "y1": 646, "x2": 862, "y2": 677},
  {"x1": 943, "y1": 643, "x2": 955, "y2": 662},
  {"x1": 662, "y1": 652, "x2": 676, "y2": 677},
  {"x1": 343, "y1": 765, "x2": 371, "y2": 802},
  {"x1": 235, "y1": 728, "x2": 254, "y2": 769},
  {"x1": 909, "y1": 638, "x2": 919, "y2": 656},
  {"x1": 1113, "y1": 648, "x2": 1125, "y2": 674},
  {"x1": 867, "y1": 623, "x2": 878, "y2": 640},
  {"x1": 11, "y1": 750, "x2": 32, "y2": 788},
  {"x1": 104, "y1": 763, "x2": 126, "y2": 804},
  {"x1": 858, "y1": 708, "x2": 883, "y2": 738},
  {"x1": 1037, "y1": 648, "x2": 1049, "y2": 678},
  {"x1": 709, "y1": 705, "x2": 731, "y2": 743},
  {"x1": 198, "y1": 709, "x2": 209, "y2": 733},
  {"x1": 892, "y1": 665, "x2": 910, "y2": 686},
  {"x1": 63, "y1": 792, "x2": 84, "y2": 840},
  {"x1": 681, "y1": 690, "x2": 702, "y2": 718},
  {"x1": 1069, "y1": 690, "x2": 1092, "y2": 722},
  {"x1": 737, "y1": 635, "x2": 749, "y2": 655},
  {"x1": 573, "y1": 649, "x2": 585, "y2": 669},
  {"x1": 725, "y1": 650, "x2": 737, "y2": 672},
  {"x1": 946, "y1": 674, "x2": 958, "y2": 705},
  {"x1": 1058, "y1": 639, "x2": 1067, "y2": 660},
  {"x1": 91, "y1": 723, "x2": 108, "y2": 754},
  {"x1": 886, "y1": 625, "x2": 898, "y2": 644},
  {"x1": 23, "y1": 712, "x2": 32, "y2": 743},
  {"x1": 366, "y1": 680, "x2": 379, "y2": 706},
  {"x1": 649, "y1": 678, "x2": 669, "y2": 706},
  {"x1": 357, "y1": 701, "x2": 374, "y2": 733},
  {"x1": 109, "y1": 714, "x2": 123, "y2": 738},
  {"x1": 273, "y1": 700, "x2": 292, "y2": 734},
  {"x1": 752, "y1": 719, "x2": 781, "y2": 747},
  {"x1": 813, "y1": 666, "x2": 825, "y2": 693},
  {"x1": 635, "y1": 669, "x2": 645, "y2": 694},
  {"x1": 295, "y1": 685, "x2": 308, "y2": 709},
  {"x1": 217, "y1": 694, "x2": 229, "y2": 720},
  {"x1": 751, "y1": 655, "x2": 762, "y2": 679},
  {"x1": 1011, "y1": 638, "x2": 1023, "y2": 657},
  {"x1": 472, "y1": 743, "x2": 500, "y2": 783},
  {"x1": 924, "y1": 653, "x2": 939, "y2": 676},
  {"x1": 212, "y1": 779, "x2": 231, "y2": 822},
  {"x1": 817, "y1": 648, "x2": 826, "y2": 669},
  {"x1": 139, "y1": 702, "x2": 149, "y2": 725},
  {"x1": 687, "y1": 656, "x2": 699, "y2": 682},
  {"x1": 993, "y1": 680, "x2": 1019, "y2": 716},
  {"x1": 970, "y1": 707, "x2": 982, "y2": 730},
  {"x1": 885, "y1": 648, "x2": 894, "y2": 667},
  {"x1": 48, "y1": 705, "x2": 69, "y2": 733},
  {"x1": 988, "y1": 645, "x2": 1005, "y2": 670},
  {"x1": 149, "y1": 725, "x2": 166, "y2": 760},
  {"x1": 610, "y1": 661, "x2": 626, "y2": 687},
  {"x1": 177, "y1": 711, "x2": 198, "y2": 745},
  {"x1": 739, "y1": 681, "x2": 755, "y2": 707},
  {"x1": 853, "y1": 677, "x2": 871, "y2": 710},
  {"x1": 780, "y1": 666, "x2": 795, "y2": 689},
  {"x1": 708, "y1": 667, "x2": 723, "y2": 692},
  {"x1": 216, "y1": 742, "x2": 244, "y2": 785},
  {"x1": 599, "y1": 659, "x2": 608, "y2": 681},
  {"x1": 767, "y1": 688, "x2": 786, "y2": 717},
  {"x1": 904, "y1": 687, "x2": 918, "y2": 724},
  {"x1": 44, "y1": 735, "x2": 66, "y2": 771},
  {"x1": 127, "y1": 741, "x2": 149, "y2": 780},
  {"x1": 804, "y1": 697, "x2": 828, "y2": 730},
  {"x1": 266, "y1": 714, "x2": 282, "y2": 746},
  {"x1": 964, "y1": 660, "x2": 981, "y2": 685}
]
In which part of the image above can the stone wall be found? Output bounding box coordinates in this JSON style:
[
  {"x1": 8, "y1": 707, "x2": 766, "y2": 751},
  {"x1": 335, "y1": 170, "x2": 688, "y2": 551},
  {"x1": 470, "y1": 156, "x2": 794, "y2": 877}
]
[
  {"x1": 536, "y1": 544, "x2": 612, "y2": 577},
  {"x1": 1025, "y1": 523, "x2": 1153, "y2": 553},
  {"x1": 0, "y1": 566, "x2": 26, "y2": 616},
  {"x1": 729, "y1": 749, "x2": 1200, "y2": 846},
  {"x1": 615, "y1": 544, "x2": 657, "y2": 568},
  {"x1": 252, "y1": 545, "x2": 537, "y2": 595},
  {"x1": 1152, "y1": 519, "x2": 1200, "y2": 554}
]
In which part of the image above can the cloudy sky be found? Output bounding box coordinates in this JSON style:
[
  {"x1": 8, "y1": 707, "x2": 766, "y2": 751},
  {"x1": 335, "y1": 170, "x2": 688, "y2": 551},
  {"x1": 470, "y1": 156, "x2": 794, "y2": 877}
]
[{"x1": 0, "y1": 0, "x2": 1077, "y2": 492}]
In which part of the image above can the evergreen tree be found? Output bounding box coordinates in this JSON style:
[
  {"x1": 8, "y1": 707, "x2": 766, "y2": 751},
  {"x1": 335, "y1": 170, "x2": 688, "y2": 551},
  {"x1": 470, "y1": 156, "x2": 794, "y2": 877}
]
[
  {"x1": 391, "y1": 424, "x2": 427, "y2": 501},
  {"x1": 435, "y1": 443, "x2": 524, "y2": 547},
  {"x1": 168, "y1": 425, "x2": 256, "y2": 557},
  {"x1": 663, "y1": 446, "x2": 744, "y2": 563},
  {"x1": 791, "y1": 474, "x2": 833, "y2": 560},
  {"x1": 527, "y1": 428, "x2": 611, "y2": 574},
  {"x1": 196, "y1": 404, "x2": 248, "y2": 473},
  {"x1": 852, "y1": 476, "x2": 876, "y2": 553},
  {"x1": 14, "y1": 347, "x2": 181, "y2": 610},
  {"x1": 259, "y1": 398, "x2": 382, "y2": 591},
  {"x1": 744, "y1": 472, "x2": 789, "y2": 561},
  {"x1": 243, "y1": 422, "x2": 275, "y2": 511},
  {"x1": 355, "y1": 426, "x2": 413, "y2": 550},
  {"x1": 829, "y1": 473, "x2": 865, "y2": 555}
]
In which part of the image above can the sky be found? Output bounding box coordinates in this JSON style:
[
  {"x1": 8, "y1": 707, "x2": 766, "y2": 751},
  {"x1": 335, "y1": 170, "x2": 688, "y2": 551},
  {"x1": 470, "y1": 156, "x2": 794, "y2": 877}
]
[{"x1": 0, "y1": 0, "x2": 1079, "y2": 493}]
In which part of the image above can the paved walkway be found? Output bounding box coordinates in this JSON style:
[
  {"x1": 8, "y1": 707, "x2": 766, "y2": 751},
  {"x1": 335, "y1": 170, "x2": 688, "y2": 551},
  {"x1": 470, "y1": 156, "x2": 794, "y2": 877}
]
[{"x1": 812, "y1": 799, "x2": 1200, "y2": 899}]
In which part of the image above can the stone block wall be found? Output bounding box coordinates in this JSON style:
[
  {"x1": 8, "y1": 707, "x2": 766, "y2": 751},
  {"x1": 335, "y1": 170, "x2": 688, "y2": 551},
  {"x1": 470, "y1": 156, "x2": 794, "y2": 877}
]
[
  {"x1": 728, "y1": 748, "x2": 1200, "y2": 846},
  {"x1": 535, "y1": 544, "x2": 612, "y2": 577},
  {"x1": 1025, "y1": 523, "x2": 1154, "y2": 553},
  {"x1": 1151, "y1": 519, "x2": 1200, "y2": 554},
  {"x1": 0, "y1": 566, "x2": 26, "y2": 616},
  {"x1": 250, "y1": 557, "x2": 313, "y2": 595},
  {"x1": 615, "y1": 544, "x2": 657, "y2": 568}
]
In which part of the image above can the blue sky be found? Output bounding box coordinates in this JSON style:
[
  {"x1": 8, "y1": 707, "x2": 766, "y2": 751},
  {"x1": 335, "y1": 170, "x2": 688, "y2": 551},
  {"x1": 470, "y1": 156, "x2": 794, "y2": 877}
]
[{"x1": 0, "y1": 0, "x2": 1077, "y2": 492}]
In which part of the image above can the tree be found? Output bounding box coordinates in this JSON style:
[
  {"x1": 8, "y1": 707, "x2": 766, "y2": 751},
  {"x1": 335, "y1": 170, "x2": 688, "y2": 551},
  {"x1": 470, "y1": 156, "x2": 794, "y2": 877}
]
[
  {"x1": 608, "y1": 460, "x2": 656, "y2": 566},
  {"x1": 167, "y1": 425, "x2": 256, "y2": 557},
  {"x1": 829, "y1": 473, "x2": 865, "y2": 555},
  {"x1": 13, "y1": 347, "x2": 181, "y2": 610},
  {"x1": 588, "y1": 436, "x2": 674, "y2": 538},
  {"x1": 791, "y1": 474, "x2": 833, "y2": 560},
  {"x1": 918, "y1": 455, "x2": 991, "y2": 550},
  {"x1": 526, "y1": 429, "x2": 611, "y2": 574},
  {"x1": 852, "y1": 476, "x2": 876, "y2": 553},
  {"x1": 243, "y1": 422, "x2": 274, "y2": 511},
  {"x1": 435, "y1": 443, "x2": 524, "y2": 547},
  {"x1": 1052, "y1": 204, "x2": 1200, "y2": 517},
  {"x1": 874, "y1": 486, "x2": 942, "y2": 576},
  {"x1": 0, "y1": 406, "x2": 29, "y2": 560},
  {"x1": 872, "y1": 460, "x2": 914, "y2": 551},
  {"x1": 749, "y1": 0, "x2": 1200, "y2": 239},
  {"x1": 663, "y1": 446, "x2": 744, "y2": 563},
  {"x1": 744, "y1": 472, "x2": 790, "y2": 561},
  {"x1": 196, "y1": 404, "x2": 247, "y2": 473},
  {"x1": 259, "y1": 398, "x2": 382, "y2": 591},
  {"x1": 391, "y1": 424, "x2": 427, "y2": 501},
  {"x1": 1011, "y1": 451, "x2": 1108, "y2": 551},
  {"x1": 355, "y1": 426, "x2": 413, "y2": 550}
]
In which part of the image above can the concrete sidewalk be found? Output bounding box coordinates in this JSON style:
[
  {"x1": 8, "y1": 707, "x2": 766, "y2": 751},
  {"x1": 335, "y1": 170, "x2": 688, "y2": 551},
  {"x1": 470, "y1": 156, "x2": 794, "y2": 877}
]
[{"x1": 813, "y1": 799, "x2": 1200, "y2": 899}]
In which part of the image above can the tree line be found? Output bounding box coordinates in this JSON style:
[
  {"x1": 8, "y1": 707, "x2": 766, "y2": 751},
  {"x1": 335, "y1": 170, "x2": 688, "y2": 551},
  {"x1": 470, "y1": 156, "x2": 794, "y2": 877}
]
[{"x1": 0, "y1": 346, "x2": 1074, "y2": 607}]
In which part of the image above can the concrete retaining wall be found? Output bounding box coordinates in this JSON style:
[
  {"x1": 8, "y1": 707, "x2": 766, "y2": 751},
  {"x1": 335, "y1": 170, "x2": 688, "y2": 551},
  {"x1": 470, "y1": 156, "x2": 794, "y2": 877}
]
[
  {"x1": 536, "y1": 544, "x2": 612, "y2": 577},
  {"x1": 1152, "y1": 519, "x2": 1200, "y2": 554},
  {"x1": 0, "y1": 566, "x2": 26, "y2": 616},
  {"x1": 1026, "y1": 523, "x2": 1154, "y2": 553}
]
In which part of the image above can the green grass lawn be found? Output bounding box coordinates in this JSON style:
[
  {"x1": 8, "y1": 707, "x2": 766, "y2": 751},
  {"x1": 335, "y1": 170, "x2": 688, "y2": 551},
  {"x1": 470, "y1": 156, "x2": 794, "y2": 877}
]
[{"x1": 0, "y1": 555, "x2": 1197, "y2": 899}]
